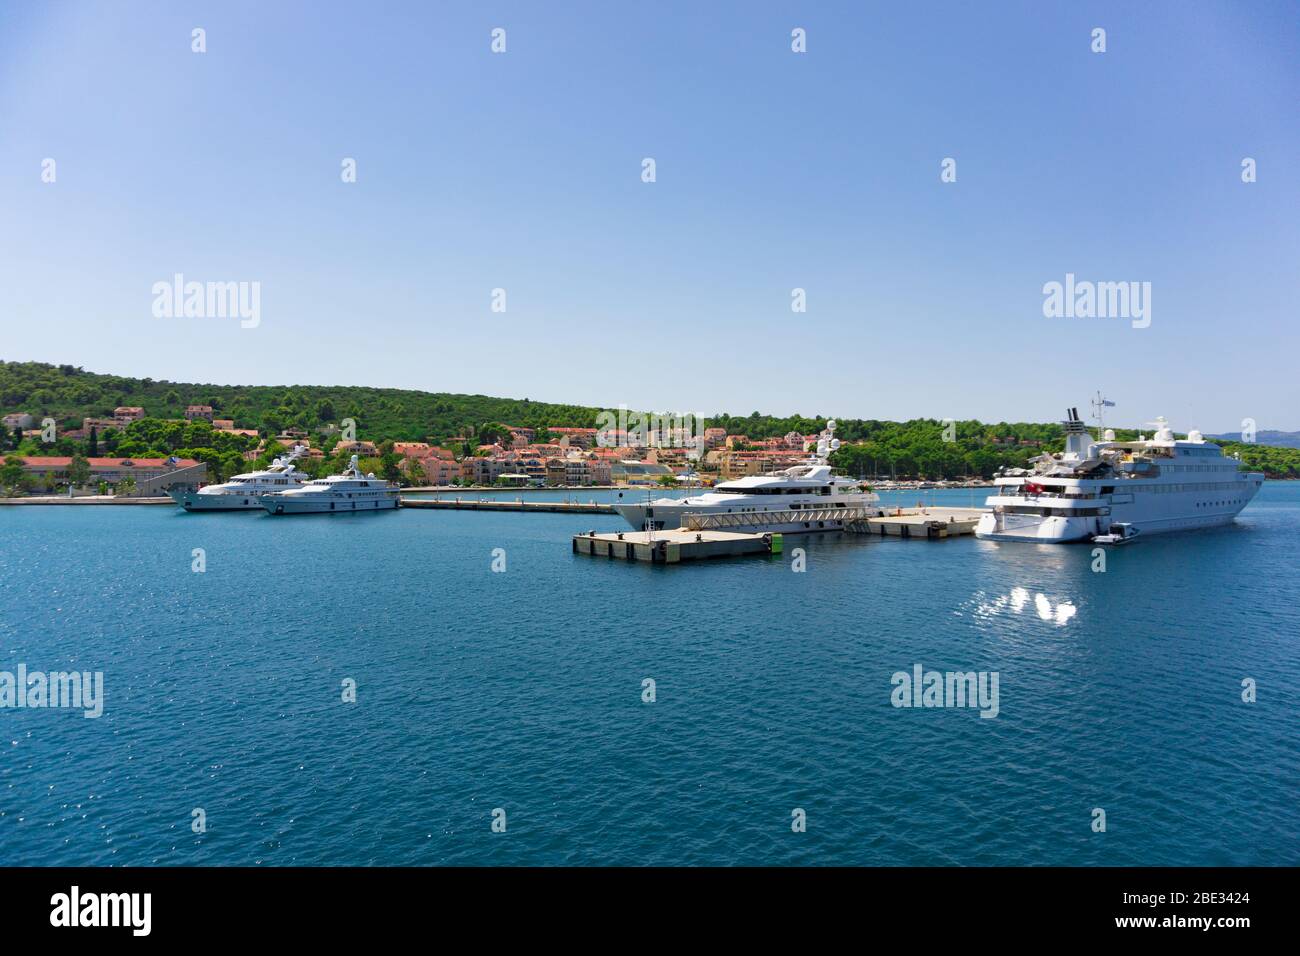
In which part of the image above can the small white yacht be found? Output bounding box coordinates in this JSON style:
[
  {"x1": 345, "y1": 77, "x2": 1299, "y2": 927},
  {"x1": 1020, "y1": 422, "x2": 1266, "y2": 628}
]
[
  {"x1": 170, "y1": 445, "x2": 311, "y2": 511},
  {"x1": 613, "y1": 421, "x2": 883, "y2": 533},
  {"x1": 976, "y1": 402, "x2": 1264, "y2": 543},
  {"x1": 260, "y1": 455, "x2": 400, "y2": 515}
]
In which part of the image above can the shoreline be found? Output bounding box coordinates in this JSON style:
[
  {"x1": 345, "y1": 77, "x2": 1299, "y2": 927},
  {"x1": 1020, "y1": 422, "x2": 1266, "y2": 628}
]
[{"x1": 0, "y1": 495, "x2": 176, "y2": 505}]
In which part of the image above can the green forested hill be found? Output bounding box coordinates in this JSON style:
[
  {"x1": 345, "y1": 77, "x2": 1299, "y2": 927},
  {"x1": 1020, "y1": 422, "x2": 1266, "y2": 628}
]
[
  {"x1": 0, "y1": 360, "x2": 603, "y2": 442},
  {"x1": 2, "y1": 360, "x2": 1297, "y2": 479}
]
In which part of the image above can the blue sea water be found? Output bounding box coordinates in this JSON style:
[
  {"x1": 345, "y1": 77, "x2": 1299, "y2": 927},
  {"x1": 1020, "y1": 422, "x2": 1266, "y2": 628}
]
[{"x1": 1, "y1": 484, "x2": 1297, "y2": 866}]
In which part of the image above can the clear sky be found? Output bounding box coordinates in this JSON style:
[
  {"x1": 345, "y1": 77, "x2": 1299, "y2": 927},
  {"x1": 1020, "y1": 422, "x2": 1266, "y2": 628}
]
[{"x1": 1, "y1": 1, "x2": 1296, "y2": 432}]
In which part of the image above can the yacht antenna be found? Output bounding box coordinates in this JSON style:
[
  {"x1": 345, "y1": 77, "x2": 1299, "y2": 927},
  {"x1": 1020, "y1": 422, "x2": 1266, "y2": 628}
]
[{"x1": 1091, "y1": 391, "x2": 1114, "y2": 439}]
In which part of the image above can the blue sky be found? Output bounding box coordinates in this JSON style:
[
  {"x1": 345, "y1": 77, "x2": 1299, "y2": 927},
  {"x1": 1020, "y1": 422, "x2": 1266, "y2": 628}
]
[{"x1": 1, "y1": 1, "x2": 1296, "y2": 431}]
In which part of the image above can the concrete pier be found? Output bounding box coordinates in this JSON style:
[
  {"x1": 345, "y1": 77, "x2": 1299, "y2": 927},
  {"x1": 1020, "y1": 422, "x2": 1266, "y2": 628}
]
[
  {"x1": 846, "y1": 506, "x2": 985, "y2": 538},
  {"x1": 402, "y1": 497, "x2": 614, "y2": 514},
  {"x1": 573, "y1": 506, "x2": 987, "y2": 565},
  {"x1": 0, "y1": 495, "x2": 176, "y2": 505}
]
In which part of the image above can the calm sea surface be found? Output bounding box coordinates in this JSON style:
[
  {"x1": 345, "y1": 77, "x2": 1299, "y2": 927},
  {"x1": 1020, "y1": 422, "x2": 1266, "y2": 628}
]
[{"x1": 2, "y1": 484, "x2": 1297, "y2": 866}]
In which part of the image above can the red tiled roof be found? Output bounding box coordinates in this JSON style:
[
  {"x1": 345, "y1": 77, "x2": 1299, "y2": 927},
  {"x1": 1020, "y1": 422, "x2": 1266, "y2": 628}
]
[{"x1": 20, "y1": 457, "x2": 200, "y2": 468}]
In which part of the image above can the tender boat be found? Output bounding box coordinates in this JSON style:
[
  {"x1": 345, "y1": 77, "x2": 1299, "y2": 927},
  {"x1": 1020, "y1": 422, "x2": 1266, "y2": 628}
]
[
  {"x1": 259, "y1": 455, "x2": 399, "y2": 515},
  {"x1": 1092, "y1": 523, "x2": 1140, "y2": 546}
]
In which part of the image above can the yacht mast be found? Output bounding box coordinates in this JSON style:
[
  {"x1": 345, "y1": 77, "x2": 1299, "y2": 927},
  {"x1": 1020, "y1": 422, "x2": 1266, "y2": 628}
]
[{"x1": 1090, "y1": 391, "x2": 1114, "y2": 440}]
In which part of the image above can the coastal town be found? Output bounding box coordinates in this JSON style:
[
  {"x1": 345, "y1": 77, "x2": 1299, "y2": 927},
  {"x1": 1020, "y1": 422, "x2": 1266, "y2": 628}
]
[{"x1": 0, "y1": 404, "x2": 998, "y2": 498}]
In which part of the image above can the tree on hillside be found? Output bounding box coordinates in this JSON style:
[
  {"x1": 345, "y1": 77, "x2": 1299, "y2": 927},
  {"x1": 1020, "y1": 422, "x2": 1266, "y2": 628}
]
[
  {"x1": 380, "y1": 450, "x2": 402, "y2": 483},
  {"x1": 1, "y1": 455, "x2": 27, "y2": 495},
  {"x1": 478, "y1": 423, "x2": 513, "y2": 447},
  {"x1": 405, "y1": 457, "x2": 426, "y2": 487},
  {"x1": 67, "y1": 454, "x2": 92, "y2": 489}
]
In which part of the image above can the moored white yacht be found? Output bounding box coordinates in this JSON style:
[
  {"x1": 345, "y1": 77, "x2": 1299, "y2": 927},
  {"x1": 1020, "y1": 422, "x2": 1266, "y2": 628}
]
[
  {"x1": 260, "y1": 455, "x2": 400, "y2": 515},
  {"x1": 169, "y1": 445, "x2": 310, "y2": 511},
  {"x1": 613, "y1": 421, "x2": 883, "y2": 533},
  {"x1": 975, "y1": 404, "x2": 1264, "y2": 543}
]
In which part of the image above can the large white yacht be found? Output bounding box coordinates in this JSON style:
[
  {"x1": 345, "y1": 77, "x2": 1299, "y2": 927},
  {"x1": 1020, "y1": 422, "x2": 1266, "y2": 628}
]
[
  {"x1": 170, "y1": 446, "x2": 311, "y2": 511},
  {"x1": 260, "y1": 456, "x2": 400, "y2": 515},
  {"x1": 976, "y1": 405, "x2": 1264, "y2": 543},
  {"x1": 613, "y1": 422, "x2": 883, "y2": 533}
]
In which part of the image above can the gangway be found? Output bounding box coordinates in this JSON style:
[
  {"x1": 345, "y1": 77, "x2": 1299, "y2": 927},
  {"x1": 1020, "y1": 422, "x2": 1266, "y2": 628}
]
[{"x1": 681, "y1": 506, "x2": 880, "y2": 532}]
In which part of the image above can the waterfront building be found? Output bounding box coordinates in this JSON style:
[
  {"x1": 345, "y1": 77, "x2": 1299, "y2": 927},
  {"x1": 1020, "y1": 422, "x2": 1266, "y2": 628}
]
[
  {"x1": 527, "y1": 443, "x2": 565, "y2": 458},
  {"x1": 393, "y1": 442, "x2": 433, "y2": 459},
  {"x1": 460, "y1": 457, "x2": 505, "y2": 485},
  {"x1": 717, "y1": 451, "x2": 802, "y2": 479},
  {"x1": 16, "y1": 456, "x2": 205, "y2": 493},
  {"x1": 609, "y1": 460, "x2": 674, "y2": 486},
  {"x1": 404, "y1": 453, "x2": 458, "y2": 485},
  {"x1": 508, "y1": 455, "x2": 547, "y2": 483},
  {"x1": 545, "y1": 457, "x2": 590, "y2": 486},
  {"x1": 585, "y1": 458, "x2": 612, "y2": 485},
  {"x1": 547, "y1": 427, "x2": 598, "y2": 448}
]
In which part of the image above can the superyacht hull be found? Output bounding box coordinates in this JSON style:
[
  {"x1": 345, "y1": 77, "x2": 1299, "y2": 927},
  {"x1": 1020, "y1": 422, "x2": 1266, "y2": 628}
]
[
  {"x1": 975, "y1": 486, "x2": 1259, "y2": 542},
  {"x1": 170, "y1": 489, "x2": 265, "y2": 511},
  {"x1": 260, "y1": 494, "x2": 399, "y2": 515}
]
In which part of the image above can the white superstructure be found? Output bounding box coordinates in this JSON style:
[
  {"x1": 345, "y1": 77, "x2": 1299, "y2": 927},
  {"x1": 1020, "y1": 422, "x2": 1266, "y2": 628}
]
[
  {"x1": 169, "y1": 445, "x2": 310, "y2": 511},
  {"x1": 259, "y1": 455, "x2": 400, "y2": 515},
  {"x1": 613, "y1": 421, "x2": 883, "y2": 533},
  {"x1": 976, "y1": 406, "x2": 1264, "y2": 543}
]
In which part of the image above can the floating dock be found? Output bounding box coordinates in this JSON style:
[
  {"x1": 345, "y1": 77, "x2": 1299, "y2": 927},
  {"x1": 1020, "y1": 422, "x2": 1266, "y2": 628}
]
[
  {"x1": 402, "y1": 497, "x2": 614, "y2": 514},
  {"x1": 573, "y1": 507, "x2": 987, "y2": 564},
  {"x1": 572, "y1": 528, "x2": 782, "y2": 563},
  {"x1": 847, "y1": 506, "x2": 986, "y2": 538}
]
